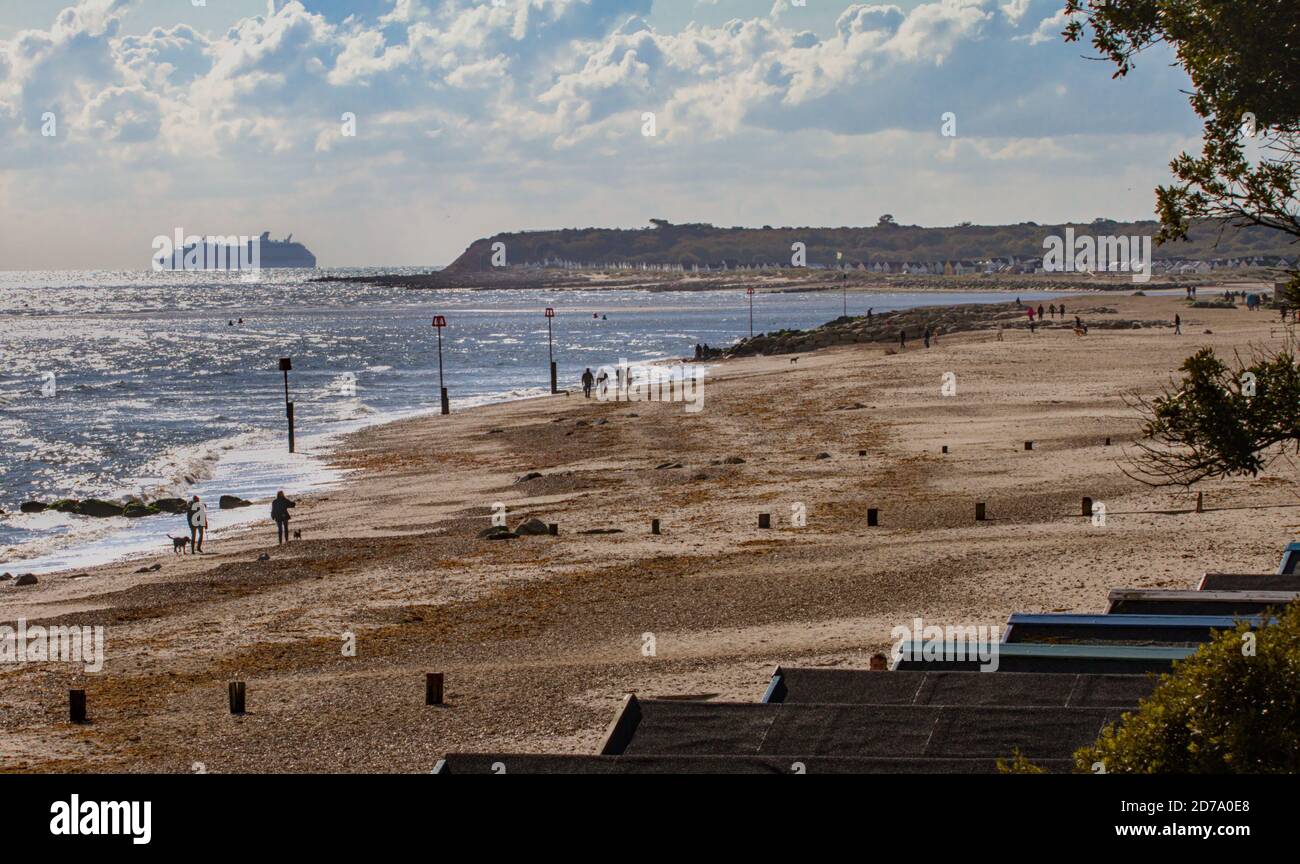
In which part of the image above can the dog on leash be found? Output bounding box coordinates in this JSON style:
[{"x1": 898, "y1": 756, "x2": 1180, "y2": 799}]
[
  {"x1": 168, "y1": 535, "x2": 191, "y2": 555},
  {"x1": 292, "y1": 529, "x2": 302, "y2": 540}
]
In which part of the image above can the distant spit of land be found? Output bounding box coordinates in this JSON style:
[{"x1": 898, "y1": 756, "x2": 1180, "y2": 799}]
[{"x1": 316, "y1": 218, "x2": 1295, "y2": 291}]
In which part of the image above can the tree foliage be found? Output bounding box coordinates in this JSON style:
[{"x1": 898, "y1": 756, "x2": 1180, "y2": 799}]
[
  {"x1": 1063, "y1": 0, "x2": 1300, "y2": 301},
  {"x1": 1075, "y1": 604, "x2": 1300, "y2": 773},
  {"x1": 1128, "y1": 346, "x2": 1300, "y2": 486}
]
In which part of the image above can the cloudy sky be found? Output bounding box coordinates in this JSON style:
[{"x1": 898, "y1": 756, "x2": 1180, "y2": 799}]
[{"x1": 0, "y1": 0, "x2": 1200, "y2": 269}]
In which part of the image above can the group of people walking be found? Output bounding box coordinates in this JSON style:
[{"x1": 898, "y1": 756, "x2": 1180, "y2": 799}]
[{"x1": 179, "y1": 490, "x2": 297, "y2": 552}]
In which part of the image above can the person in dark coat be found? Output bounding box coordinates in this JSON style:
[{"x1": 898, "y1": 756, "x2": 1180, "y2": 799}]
[
  {"x1": 271, "y1": 490, "x2": 296, "y2": 544},
  {"x1": 581, "y1": 368, "x2": 595, "y2": 398}
]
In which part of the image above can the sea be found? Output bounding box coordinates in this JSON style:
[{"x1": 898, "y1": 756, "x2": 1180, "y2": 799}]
[{"x1": 0, "y1": 268, "x2": 1058, "y2": 574}]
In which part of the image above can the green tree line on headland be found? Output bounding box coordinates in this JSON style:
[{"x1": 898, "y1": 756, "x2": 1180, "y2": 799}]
[{"x1": 445, "y1": 218, "x2": 1296, "y2": 272}]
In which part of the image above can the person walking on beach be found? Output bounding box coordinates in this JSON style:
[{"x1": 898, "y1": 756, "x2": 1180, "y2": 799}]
[
  {"x1": 923, "y1": 327, "x2": 932, "y2": 349},
  {"x1": 581, "y1": 367, "x2": 595, "y2": 398},
  {"x1": 1174, "y1": 313, "x2": 1182, "y2": 335},
  {"x1": 271, "y1": 490, "x2": 296, "y2": 545},
  {"x1": 898, "y1": 329, "x2": 906, "y2": 349},
  {"x1": 1048, "y1": 303, "x2": 1056, "y2": 319},
  {"x1": 1059, "y1": 302, "x2": 1066, "y2": 318},
  {"x1": 187, "y1": 495, "x2": 208, "y2": 554},
  {"x1": 1037, "y1": 303, "x2": 1045, "y2": 321}
]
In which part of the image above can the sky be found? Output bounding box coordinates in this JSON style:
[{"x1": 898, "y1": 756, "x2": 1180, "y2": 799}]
[{"x1": 0, "y1": 0, "x2": 1203, "y2": 269}]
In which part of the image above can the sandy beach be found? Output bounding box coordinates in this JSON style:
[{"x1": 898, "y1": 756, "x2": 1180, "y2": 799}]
[{"x1": 2, "y1": 289, "x2": 1294, "y2": 773}]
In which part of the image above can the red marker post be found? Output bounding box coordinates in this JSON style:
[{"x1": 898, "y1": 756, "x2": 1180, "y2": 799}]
[
  {"x1": 746, "y1": 286, "x2": 755, "y2": 339},
  {"x1": 545, "y1": 307, "x2": 557, "y2": 394},
  {"x1": 432, "y1": 315, "x2": 449, "y2": 415}
]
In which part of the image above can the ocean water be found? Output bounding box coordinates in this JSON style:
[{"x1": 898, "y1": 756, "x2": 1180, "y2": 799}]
[{"x1": 0, "y1": 268, "x2": 1056, "y2": 573}]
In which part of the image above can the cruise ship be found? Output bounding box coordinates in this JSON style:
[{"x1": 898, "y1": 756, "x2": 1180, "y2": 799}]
[{"x1": 159, "y1": 232, "x2": 317, "y2": 270}]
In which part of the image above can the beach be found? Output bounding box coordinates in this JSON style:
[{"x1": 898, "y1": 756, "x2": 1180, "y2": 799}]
[{"x1": 1, "y1": 290, "x2": 1293, "y2": 773}]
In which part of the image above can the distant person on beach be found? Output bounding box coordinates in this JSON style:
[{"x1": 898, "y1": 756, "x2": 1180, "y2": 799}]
[
  {"x1": 867, "y1": 308, "x2": 873, "y2": 321},
  {"x1": 1059, "y1": 303, "x2": 1066, "y2": 318},
  {"x1": 1174, "y1": 313, "x2": 1182, "y2": 335},
  {"x1": 898, "y1": 329, "x2": 906, "y2": 349},
  {"x1": 1026, "y1": 306, "x2": 1035, "y2": 324},
  {"x1": 996, "y1": 323, "x2": 1004, "y2": 342},
  {"x1": 1015, "y1": 297, "x2": 1021, "y2": 308},
  {"x1": 188, "y1": 495, "x2": 208, "y2": 553},
  {"x1": 271, "y1": 491, "x2": 295, "y2": 545},
  {"x1": 923, "y1": 327, "x2": 931, "y2": 348},
  {"x1": 1037, "y1": 303, "x2": 1045, "y2": 321},
  {"x1": 1048, "y1": 303, "x2": 1056, "y2": 318},
  {"x1": 581, "y1": 367, "x2": 594, "y2": 398}
]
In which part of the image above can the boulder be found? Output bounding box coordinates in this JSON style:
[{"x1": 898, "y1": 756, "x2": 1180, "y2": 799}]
[
  {"x1": 19, "y1": 502, "x2": 47, "y2": 514},
  {"x1": 123, "y1": 502, "x2": 160, "y2": 518},
  {"x1": 220, "y1": 495, "x2": 253, "y2": 510},
  {"x1": 50, "y1": 499, "x2": 81, "y2": 513},
  {"x1": 15, "y1": 574, "x2": 37, "y2": 586},
  {"x1": 514, "y1": 518, "x2": 550, "y2": 536},
  {"x1": 77, "y1": 499, "x2": 125, "y2": 518},
  {"x1": 153, "y1": 498, "x2": 188, "y2": 514},
  {"x1": 0, "y1": 573, "x2": 11, "y2": 581},
  {"x1": 478, "y1": 525, "x2": 517, "y2": 541}
]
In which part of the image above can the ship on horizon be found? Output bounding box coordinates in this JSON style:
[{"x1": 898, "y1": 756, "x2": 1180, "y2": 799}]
[{"x1": 154, "y1": 231, "x2": 317, "y2": 271}]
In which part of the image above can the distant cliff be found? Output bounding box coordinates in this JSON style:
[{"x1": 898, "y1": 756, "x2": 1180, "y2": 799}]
[{"x1": 444, "y1": 218, "x2": 1297, "y2": 273}]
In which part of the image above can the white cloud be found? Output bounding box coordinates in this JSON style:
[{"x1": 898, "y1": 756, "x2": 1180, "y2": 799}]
[{"x1": 0, "y1": 0, "x2": 1201, "y2": 268}]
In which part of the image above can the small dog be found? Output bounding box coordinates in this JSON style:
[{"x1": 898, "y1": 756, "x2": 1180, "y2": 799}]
[
  {"x1": 168, "y1": 535, "x2": 191, "y2": 555},
  {"x1": 790, "y1": 357, "x2": 799, "y2": 364},
  {"x1": 292, "y1": 529, "x2": 302, "y2": 540}
]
